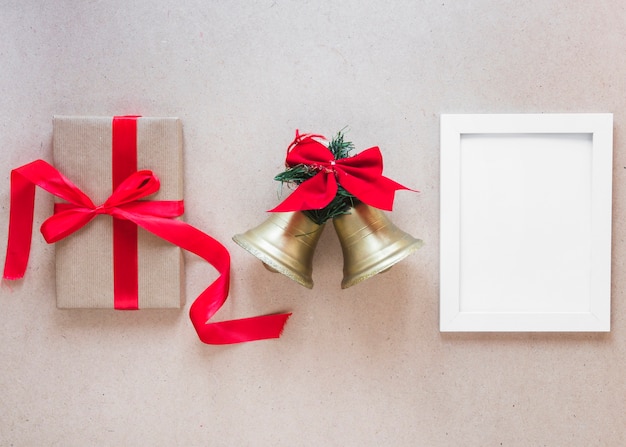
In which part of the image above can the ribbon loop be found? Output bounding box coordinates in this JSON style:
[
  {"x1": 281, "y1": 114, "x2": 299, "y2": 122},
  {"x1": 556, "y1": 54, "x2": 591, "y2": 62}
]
[
  {"x1": 39, "y1": 169, "x2": 168, "y2": 244},
  {"x1": 103, "y1": 169, "x2": 160, "y2": 208}
]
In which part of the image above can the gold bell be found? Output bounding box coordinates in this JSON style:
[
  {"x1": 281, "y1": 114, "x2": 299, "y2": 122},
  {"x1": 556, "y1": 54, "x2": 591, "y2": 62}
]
[
  {"x1": 232, "y1": 212, "x2": 324, "y2": 289},
  {"x1": 333, "y1": 202, "x2": 423, "y2": 289}
]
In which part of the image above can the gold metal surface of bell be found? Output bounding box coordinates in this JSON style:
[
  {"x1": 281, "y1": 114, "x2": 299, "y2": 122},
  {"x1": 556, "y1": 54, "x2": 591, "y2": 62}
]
[
  {"x1": 333, "y1": 203, "x2": 424, "y2": 289},
  {"x1": 232, "y1": 212, "x2": 324, "y2": 289}
]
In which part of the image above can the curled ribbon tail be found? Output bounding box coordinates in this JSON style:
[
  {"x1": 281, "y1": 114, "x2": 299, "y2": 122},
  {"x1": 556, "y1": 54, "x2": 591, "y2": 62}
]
[
  {"x1": 3, "y1": 160, "x2": 94, "y2": 280},
  {"x1": 192, "y1": 312, "x2": 293, "y2": 344},
  {"x1": 127, "y1": 212, "x2": 291, "y2": 344}
]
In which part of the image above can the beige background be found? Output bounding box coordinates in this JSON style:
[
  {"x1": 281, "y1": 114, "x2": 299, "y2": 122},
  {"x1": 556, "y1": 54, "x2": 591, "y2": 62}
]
[{"x1": 1, "y1": 1, "x2": 625, "y2": 446}]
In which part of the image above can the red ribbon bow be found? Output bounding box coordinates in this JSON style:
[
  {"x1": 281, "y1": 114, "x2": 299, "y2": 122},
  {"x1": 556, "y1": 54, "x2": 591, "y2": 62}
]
[
  {"x1": 3, "y1": 159, "x2": 291, "y2": 344},
  {"x1": 269, "y1": 131, "x2": 414, "y2": 213}
]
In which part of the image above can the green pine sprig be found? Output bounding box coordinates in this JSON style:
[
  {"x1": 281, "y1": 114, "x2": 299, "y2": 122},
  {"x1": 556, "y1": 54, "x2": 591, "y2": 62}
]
[
  {"x1": 327, "y1": 129, "x2": 354, "y2": 160},
  {"x1": 274, "y1": 130, "x2": 360, "y2": 225}
]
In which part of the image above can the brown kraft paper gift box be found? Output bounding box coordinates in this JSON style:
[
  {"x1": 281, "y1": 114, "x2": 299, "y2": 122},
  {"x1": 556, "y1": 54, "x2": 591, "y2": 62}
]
[{"x1": 52, "y1": 116, "x2": 184, "y2": 308}]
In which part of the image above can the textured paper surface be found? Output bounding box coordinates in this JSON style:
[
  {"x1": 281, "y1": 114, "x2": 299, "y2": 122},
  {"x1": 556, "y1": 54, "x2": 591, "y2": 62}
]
[
  {"x1": 2, "y1": 2, "x2": 626, "y2": 446},
  {"x1": 52, "y1": 116, "x2": 184, "y2": 308}
]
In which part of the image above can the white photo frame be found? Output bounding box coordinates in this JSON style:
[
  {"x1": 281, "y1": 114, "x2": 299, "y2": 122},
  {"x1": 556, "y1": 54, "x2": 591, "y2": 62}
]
[{"x1": 440, "y1": 113, "x2": 613, "y2": 332}]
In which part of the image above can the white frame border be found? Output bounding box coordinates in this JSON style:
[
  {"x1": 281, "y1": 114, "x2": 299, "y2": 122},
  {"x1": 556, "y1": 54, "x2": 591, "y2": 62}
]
[{"x1": 440, "y1": 113, "x2": 613, "y2": 332}]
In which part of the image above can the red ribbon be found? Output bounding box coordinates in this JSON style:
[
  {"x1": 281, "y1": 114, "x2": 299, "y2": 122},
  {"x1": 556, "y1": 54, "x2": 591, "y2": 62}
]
[
  {"x1": 111, "y1": 116, "x2": 140, "y2": 309},
  {"x1": 3, "y1": 125, "x2": 291, "y2": 344},
  {"x1": 269, "y1": 131, "x2": 414, "y2": 213}
]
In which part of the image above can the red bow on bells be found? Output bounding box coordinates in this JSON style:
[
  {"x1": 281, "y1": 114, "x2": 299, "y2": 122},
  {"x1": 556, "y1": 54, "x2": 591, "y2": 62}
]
[
  {"x1": 3, "y1": 159, "x2": 290, "y2": 345},
  {"x1": 269, "y1": 131, "x2": 415, "y2": 213}
]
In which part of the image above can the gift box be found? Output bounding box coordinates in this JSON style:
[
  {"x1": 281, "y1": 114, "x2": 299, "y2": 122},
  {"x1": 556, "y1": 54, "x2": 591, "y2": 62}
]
[
  {"x1": 4, "y1": 115, "x2": 291, "y2": 343},
  {"x1": 52, "y1": 116, "x2": 184, "y2": 308}
]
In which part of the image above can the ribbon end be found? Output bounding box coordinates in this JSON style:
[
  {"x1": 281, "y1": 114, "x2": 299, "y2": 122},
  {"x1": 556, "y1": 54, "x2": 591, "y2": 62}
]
[
  {"x1": 3, "y1": 263, "x2": 26, "y2": 281},
  {"x1": 277, "y1": 312, "x2": 293, "y2": 337},
  {"x1": 2, "y1": 274, "x2": 22, "y2": 281},
  {"x1": 1, "y1": 277, "x2": 18, "y2": 293},
  {"x1": 193, "y1": 312, "x2": 292, "y2": 345}
]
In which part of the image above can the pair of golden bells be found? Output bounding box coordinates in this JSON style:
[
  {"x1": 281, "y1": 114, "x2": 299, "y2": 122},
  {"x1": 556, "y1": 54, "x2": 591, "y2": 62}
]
[
  {"x1": 232, "y1": 202, "x2": 423, "y2": 289},
  {"x1": 233, "y1": 129, "x2": 423, "y2": 288}
]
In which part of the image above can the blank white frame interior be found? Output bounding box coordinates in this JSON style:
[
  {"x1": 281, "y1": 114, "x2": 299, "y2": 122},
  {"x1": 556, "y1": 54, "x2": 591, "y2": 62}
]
[{"x1": 440, "y1": 113, "x2": 613, "y2": 332}]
